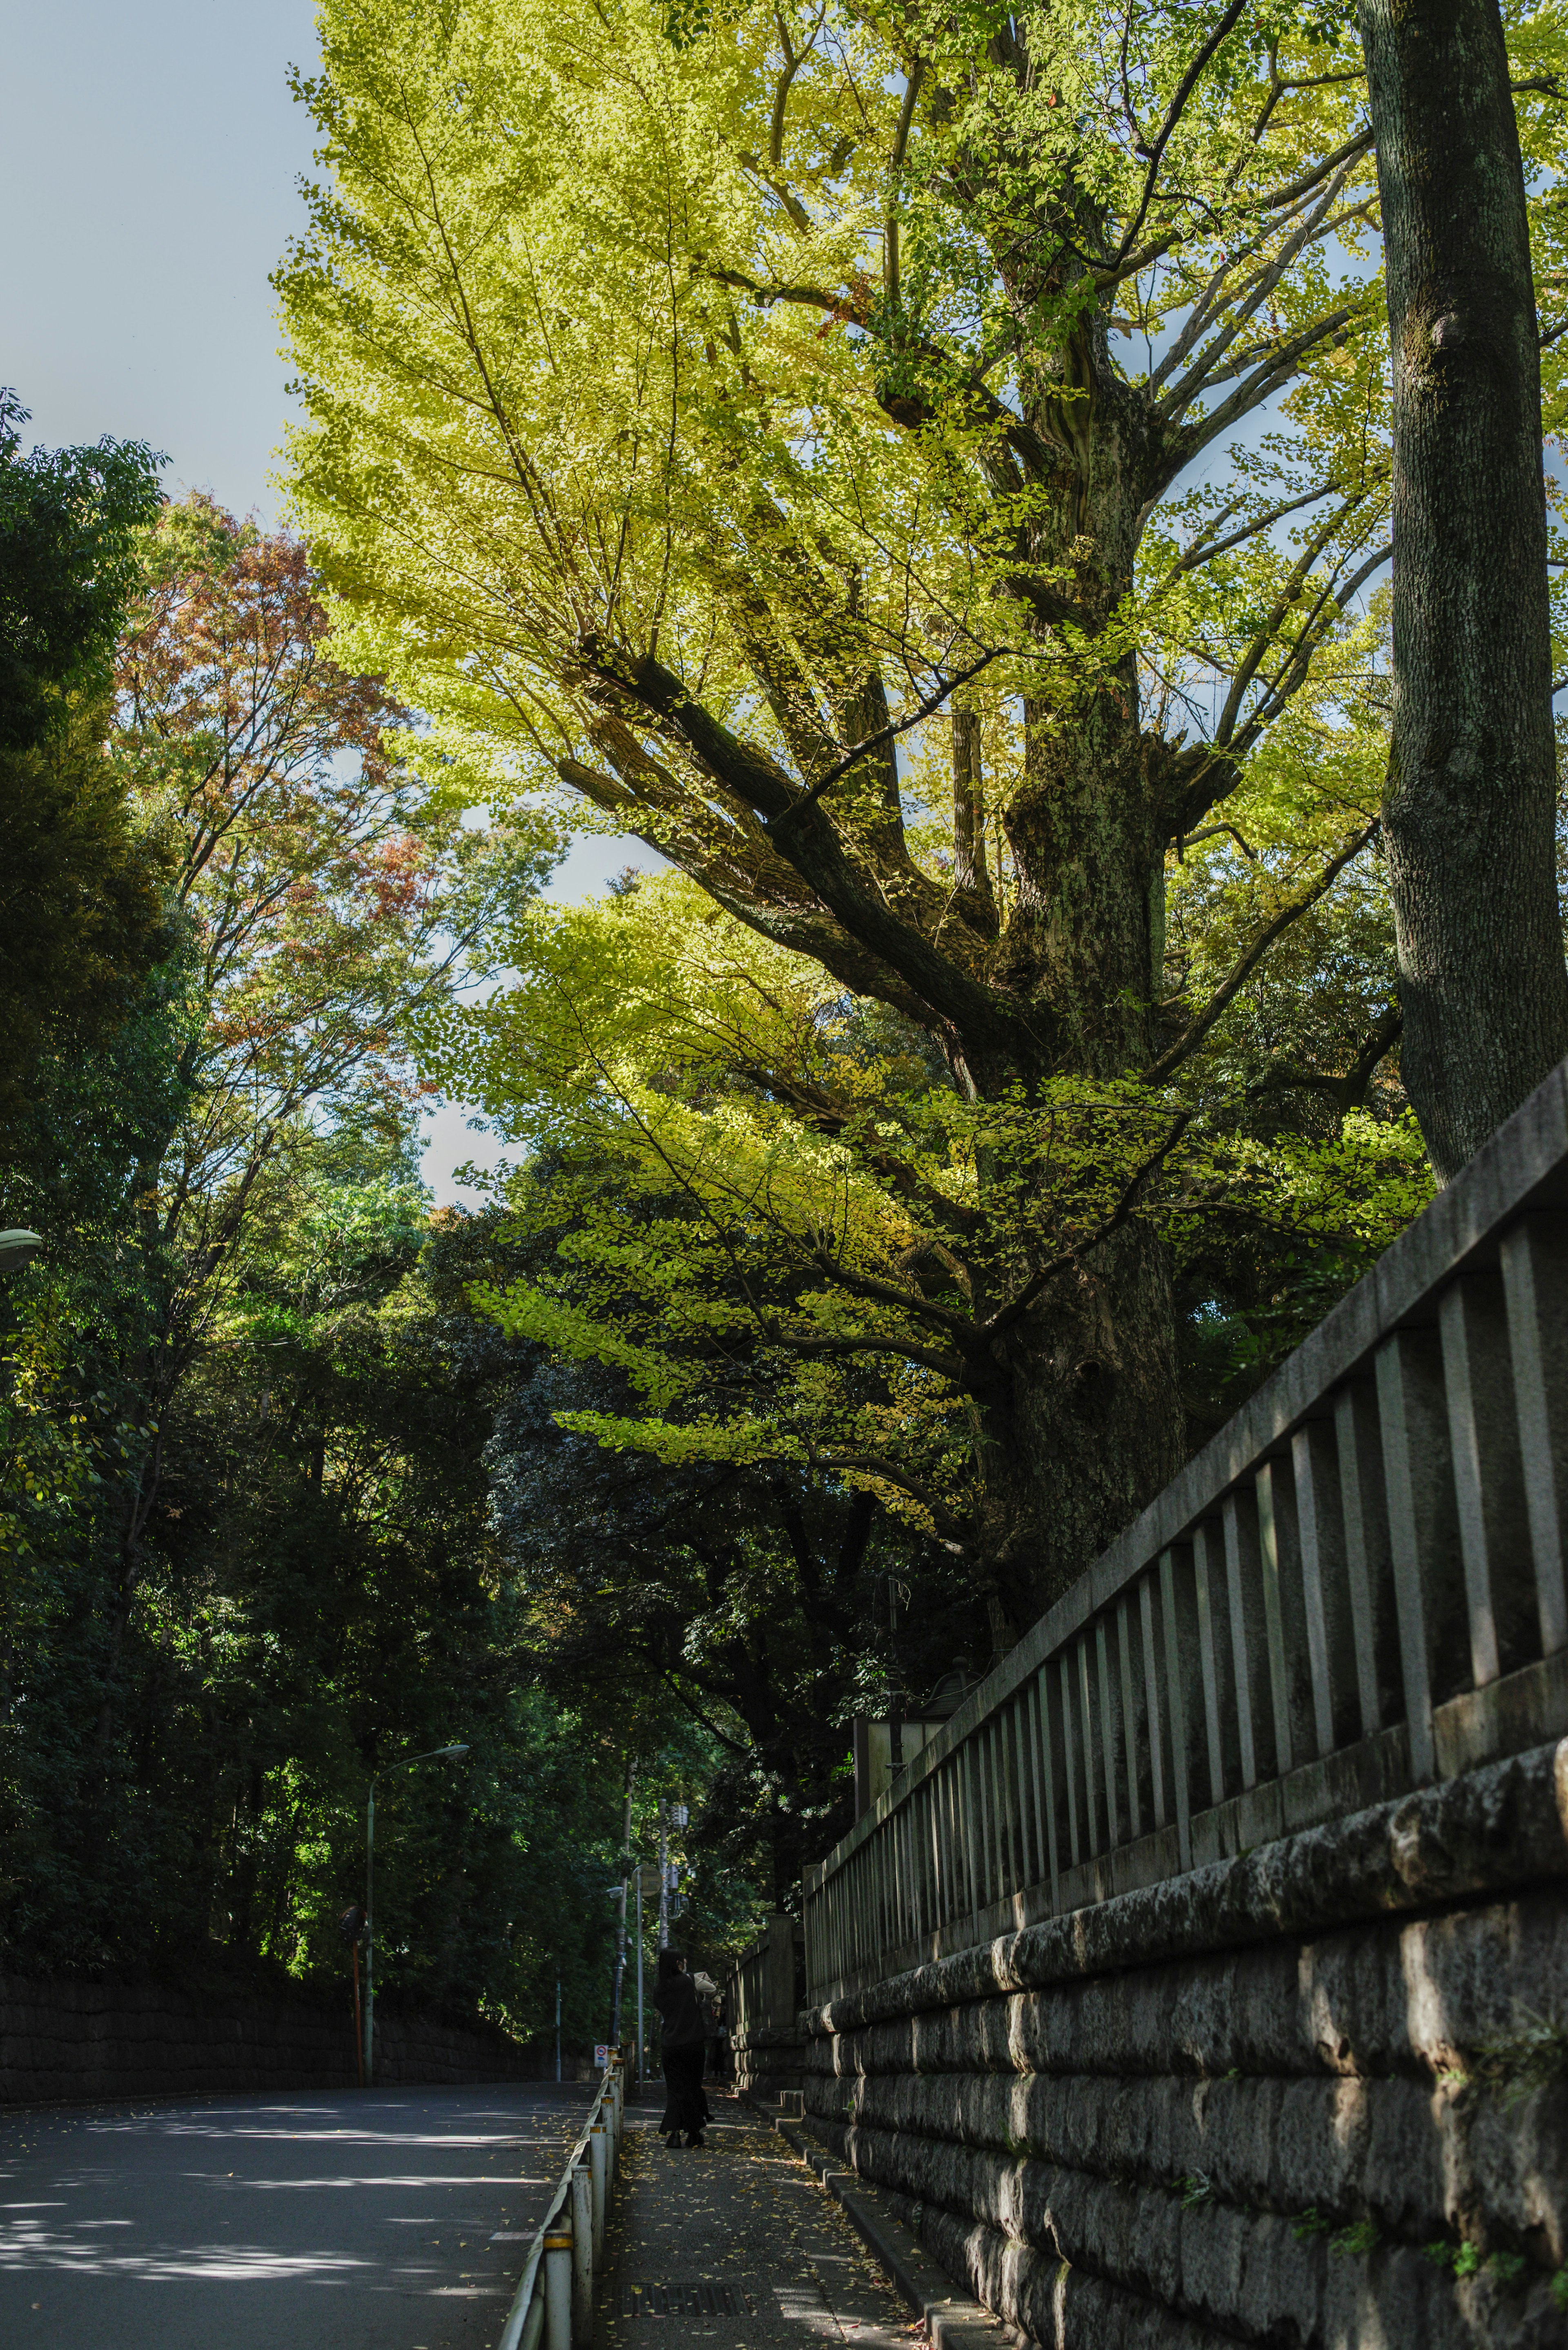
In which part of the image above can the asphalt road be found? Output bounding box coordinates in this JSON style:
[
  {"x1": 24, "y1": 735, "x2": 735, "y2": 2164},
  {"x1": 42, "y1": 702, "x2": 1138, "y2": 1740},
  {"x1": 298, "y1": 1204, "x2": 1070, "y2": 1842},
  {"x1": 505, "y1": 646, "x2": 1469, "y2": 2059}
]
[{"x1": 0, "y1": 2081, "x2": 595, "y2": 2350}]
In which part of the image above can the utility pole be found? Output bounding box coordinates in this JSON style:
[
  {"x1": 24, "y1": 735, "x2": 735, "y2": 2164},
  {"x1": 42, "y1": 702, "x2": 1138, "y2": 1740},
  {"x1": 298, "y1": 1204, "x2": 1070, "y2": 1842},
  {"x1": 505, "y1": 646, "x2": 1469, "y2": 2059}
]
[
  {"x1": 657, "y1": 1799, "x2": 688, "y2": 1949},
  {"x1": 635, "y1": 1877, "x2": 644, "y2": 2085},
  {"x1": 554, "y1": 1975, "x2": 561, "y2": 2084}
]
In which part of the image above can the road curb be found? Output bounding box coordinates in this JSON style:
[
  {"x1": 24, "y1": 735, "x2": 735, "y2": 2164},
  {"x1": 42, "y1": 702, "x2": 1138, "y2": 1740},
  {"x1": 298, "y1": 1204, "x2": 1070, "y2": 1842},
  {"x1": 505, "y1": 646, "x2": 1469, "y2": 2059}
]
[{"x1": 751, "y1": 2098, "x2": 1024, "y2": 2348}]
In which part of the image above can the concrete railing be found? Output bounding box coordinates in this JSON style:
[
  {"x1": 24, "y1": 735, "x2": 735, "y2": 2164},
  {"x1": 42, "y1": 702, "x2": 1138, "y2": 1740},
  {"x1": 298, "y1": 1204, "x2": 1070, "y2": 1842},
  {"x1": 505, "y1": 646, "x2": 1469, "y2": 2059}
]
[
  {"x1": 724, "y1": 1914, "x2": 804, "y2": 2039},
  {"x1": 494, "y1": 2057, "x2": 624, "y2": 2350},
  {"x1": 722, "y1": 1914, "x2": 806, "y2": 2097},
  {"x1": 803, "y1": 1059, "x2": 1568, "y2": 2004}
]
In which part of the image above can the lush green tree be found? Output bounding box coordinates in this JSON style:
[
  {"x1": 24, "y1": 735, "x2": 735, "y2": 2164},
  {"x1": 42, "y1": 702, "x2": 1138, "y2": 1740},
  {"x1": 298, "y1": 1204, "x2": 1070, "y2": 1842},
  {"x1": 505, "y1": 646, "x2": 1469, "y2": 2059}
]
[
  {"x1": 0, "y1": 1133, "x2": 634, "y2": 2045},
  {"x1": 92, "y1": 497, "x2": 555, "y2": 1719},
  {"x1": 0, "y1": 388, "x2": 161, "y2": 751},
  {"x1": 429, "y1": 869, "x2": 1429, "y2": 1641},
  {"x1": 278, "y1": 0, "x2": 1559, "y2": 1621},
  {"x1": 0, "y1": 392, "x2": 171, "y2": 1133},
  {"x1": 0, "y1": 712, "x2": 174, "y2": 1133}
]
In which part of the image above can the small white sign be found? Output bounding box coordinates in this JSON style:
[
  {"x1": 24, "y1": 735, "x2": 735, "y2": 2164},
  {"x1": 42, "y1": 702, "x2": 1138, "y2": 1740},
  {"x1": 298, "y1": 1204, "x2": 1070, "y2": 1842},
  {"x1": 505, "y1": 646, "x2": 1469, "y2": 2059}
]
[{"x1": 594, "y1": 2043, "x2": 613, "y2": 2066}]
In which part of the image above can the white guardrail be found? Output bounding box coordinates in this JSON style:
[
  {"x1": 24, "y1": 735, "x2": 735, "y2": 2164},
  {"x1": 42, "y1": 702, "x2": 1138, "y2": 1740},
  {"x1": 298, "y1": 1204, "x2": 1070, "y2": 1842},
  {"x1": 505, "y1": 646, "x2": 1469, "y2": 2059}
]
[{"x1": 495, "y1": 2057, "x2": 625, "y2": 2350}]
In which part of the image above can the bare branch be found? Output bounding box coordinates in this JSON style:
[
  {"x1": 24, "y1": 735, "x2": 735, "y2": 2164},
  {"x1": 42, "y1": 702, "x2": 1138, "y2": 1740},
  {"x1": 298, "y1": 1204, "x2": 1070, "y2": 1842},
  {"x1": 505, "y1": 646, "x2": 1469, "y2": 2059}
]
[
  {"x1": 1146, "y1": 823, "x2": 1379, "y2": 1082},
  {"x1": 1113, "y1": 0, "x2": 1252, "y2": 266},
  {"x1": 770, "y1": 644, "x2": 1011, "y2": 839},
  {"x1": 1244, "y1": 999, "x2": 1402, "y2": 1110}
]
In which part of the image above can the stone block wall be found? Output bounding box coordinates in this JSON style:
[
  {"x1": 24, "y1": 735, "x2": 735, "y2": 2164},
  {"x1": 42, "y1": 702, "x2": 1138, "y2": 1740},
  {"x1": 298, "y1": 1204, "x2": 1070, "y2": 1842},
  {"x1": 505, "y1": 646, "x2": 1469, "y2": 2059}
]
[
  {"x1": 728, "y1": 2018, "x2": 806, "y2": 2100},
  {"x1": 802, "y1": 1739, "x2": 1568, "y2": 2348},
  {"x1": 0, "y1": 1975, "x2": 582, "y2": 2106}
]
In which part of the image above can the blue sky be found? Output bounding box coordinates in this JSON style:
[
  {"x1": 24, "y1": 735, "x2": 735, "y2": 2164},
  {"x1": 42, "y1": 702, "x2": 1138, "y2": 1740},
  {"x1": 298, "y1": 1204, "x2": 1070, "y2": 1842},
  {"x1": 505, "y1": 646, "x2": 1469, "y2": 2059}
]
[{"x1": 0, "y1": 0, "x2": 643, "y2": 1198}]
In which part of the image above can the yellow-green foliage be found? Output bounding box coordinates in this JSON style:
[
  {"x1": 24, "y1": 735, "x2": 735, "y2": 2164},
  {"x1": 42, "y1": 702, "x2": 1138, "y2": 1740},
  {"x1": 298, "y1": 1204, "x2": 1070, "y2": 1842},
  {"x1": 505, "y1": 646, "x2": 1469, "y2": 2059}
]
[{"x1": 428, "y1": 873, "x2": 1430, "y2": 1528}]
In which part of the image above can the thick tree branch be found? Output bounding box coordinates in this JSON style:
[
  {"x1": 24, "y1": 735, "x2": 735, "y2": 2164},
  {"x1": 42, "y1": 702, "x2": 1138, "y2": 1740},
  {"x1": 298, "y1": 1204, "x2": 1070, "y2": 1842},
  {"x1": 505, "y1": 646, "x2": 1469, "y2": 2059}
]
[
  {"x1": 584, "y1": 643, "x2": 1018, "y2": 1052},
  {"x1": 1245, "y1": 998, "x2": 1403, "y2": 1110}
]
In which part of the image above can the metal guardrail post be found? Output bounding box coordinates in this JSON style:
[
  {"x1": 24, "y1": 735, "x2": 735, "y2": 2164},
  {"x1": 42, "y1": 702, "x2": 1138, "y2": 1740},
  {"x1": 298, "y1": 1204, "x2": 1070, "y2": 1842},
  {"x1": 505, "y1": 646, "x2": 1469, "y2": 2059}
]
[
  {"x1": 494, "y1": 2062, "x2": 620, "y2": 2350},
  {"x1": 543, "y1": 2226, "x2": 572, "y2": 2350},
  {"x1": 588, "y1": 2123, "x2": 608, "y2": 2263},
  {"x1": 569, "y1": 2160, "x2": 593, "y2": 2343}
]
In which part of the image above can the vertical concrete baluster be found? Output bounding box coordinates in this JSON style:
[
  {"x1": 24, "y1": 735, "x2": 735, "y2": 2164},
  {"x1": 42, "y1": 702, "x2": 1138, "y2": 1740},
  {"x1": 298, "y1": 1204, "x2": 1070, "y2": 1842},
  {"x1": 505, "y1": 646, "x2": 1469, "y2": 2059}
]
[
  {"x1": 1036, "y1": 1667, "x2": 1062, "y2": 1910},
  {"x1": 1335, "y1": 1378, "x2": 1397, "y2": 1735},
  {"x1": 1139, "y1": 1572, "x2": 1169, "y2": 1830},
  {"x1": 1075, "y1": 1637, "x2": 1102, "y2": 1855},
  {"x1": 1191, "y1": 1519, "x2": 1232, "y2": 1806},
  {"x1": 1094, "y1": 1616, "x2": 1123, "y2": 1851},
  {"x1": 570, "y1": 2164, "x2": 592, "y2": 2345},
  {"x1": 923, "y1": 1776, "x2": 938, "y2": 1935},
  {"x1": 847, "y1": 1855, "x2": 861, "y2": 1976},
  {"x1": 993, "y1": 1712, "x2": 1012, "y2": 1894},
  {"x1": 1256, "y1": 1453, "x2": 1314, "y2": 1775},
  {"x1": 987, "y1": 1715, "x2": 1006, "y2": 1899},
  {"x1": 1376, "y1": 1325, "x2": 1466, "y2": 1781},
  {"x1": 960, "y1": 1739, "x2": 981, "y2": 1921},
  {"x1": 1222, "y1": 1484, "x2": 1271, "y2": 1784},
  {"x1": 1057, "y1": 1653, "x2": 1082, "y2": 1869},
  {"x1": 940, "y1": 1755, "x2": 957, "y2": 1934},
  {"x1": 1442, "y1": 1268, "x2": 1535, "y2": 1682},
  {"x1": 544, "y1": 2224, "x2": 572, "y2": 2350},
  {"x1": 1026, "y1": 1670, "x2": 1047, "y2": 1880},
  {"x1": 995, "y1": 1713, "x2": 1013, "y2": 1894},
  {"x1": 1116, "y1": 1587, "x2": 1144, "y2": 1842},
  {"x1": 1293, "y1": 1417, "x2": 1356, "y2": 1753},
  {"x1": 1501, "y1": 1210, "x2": 1568, "y2": 1656},
  {"x1": 1158, "y1": 1545, "x2": 1199, "y2": 1871},
  {"x1": 1010, "y1": 1697, "x2": 1036, "y2": 1889},
  {"x1": 968, "y1": 1728, "x2": 989, "y2": 1913},
  {"x1": 588, "y1": 2125, "x2": 607, "y2": 2263},
  {"x1": 1011, "y1": 1720, "x2": 1034, "y2": 1899}
]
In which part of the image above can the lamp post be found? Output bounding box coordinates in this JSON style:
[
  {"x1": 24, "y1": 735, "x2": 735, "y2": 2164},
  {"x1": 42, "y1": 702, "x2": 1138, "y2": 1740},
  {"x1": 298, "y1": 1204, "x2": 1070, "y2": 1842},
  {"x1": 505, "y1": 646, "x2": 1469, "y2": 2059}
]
[
  {"x1": 363, "y1": 1742, "x2": 469, "y2": 2087},
  {"x1": 0, "y1": 1231, "x2": 41, "y2": 1274}
]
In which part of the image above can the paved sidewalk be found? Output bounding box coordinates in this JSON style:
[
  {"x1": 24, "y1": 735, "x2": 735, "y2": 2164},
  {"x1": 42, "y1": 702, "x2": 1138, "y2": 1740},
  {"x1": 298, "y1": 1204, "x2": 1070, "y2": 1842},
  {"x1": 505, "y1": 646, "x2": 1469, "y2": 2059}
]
[{"x1": 596, "y1": 2093, "x2": 920, "y2": 2349}]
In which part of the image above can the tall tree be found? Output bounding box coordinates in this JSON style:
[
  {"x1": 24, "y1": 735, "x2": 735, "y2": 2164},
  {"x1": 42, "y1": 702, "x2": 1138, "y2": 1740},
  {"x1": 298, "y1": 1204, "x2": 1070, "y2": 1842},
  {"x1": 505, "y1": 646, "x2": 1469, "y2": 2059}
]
[
  {"x1": 1358, "y1": 0, "x2": 1568, "y2": 1179},
  {"x1": 0, "y1": 388, "x2": 162, "y2": 751},
  {"x1": 94, "y1": 497, "x2": 552, "y2": 1730},
  {"x1": 281, "y1": 0, "x2": 1559, "y2": 1620},
  {"x1": 0, "y1": 392, "x2": 169, "y2": 1128}
]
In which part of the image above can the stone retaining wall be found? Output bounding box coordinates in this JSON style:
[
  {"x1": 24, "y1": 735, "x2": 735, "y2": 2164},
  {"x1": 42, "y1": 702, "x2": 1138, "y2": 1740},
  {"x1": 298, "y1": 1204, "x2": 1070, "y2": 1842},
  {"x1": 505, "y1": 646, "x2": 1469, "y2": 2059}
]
[
  {"x1": 728, "y1": 2019, "x2": 806, "y2": 2101},
  {"x1": 802, "y1": 1738, "x2": 1568, "y2": 2348},
  {"x1": 0, "y1": 1974, "x2": 582, "y2": 2106}
]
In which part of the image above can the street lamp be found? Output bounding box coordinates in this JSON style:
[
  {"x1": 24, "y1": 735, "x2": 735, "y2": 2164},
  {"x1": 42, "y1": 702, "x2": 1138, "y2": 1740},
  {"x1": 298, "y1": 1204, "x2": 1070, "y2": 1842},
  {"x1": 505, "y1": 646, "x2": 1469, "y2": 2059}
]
[
  {"x1": 0, "y1": 1231, "x2": 41, "y2": 1273},
  {"x1": 363, "y1": 1742, "x2": 469, "y2": 2086}
]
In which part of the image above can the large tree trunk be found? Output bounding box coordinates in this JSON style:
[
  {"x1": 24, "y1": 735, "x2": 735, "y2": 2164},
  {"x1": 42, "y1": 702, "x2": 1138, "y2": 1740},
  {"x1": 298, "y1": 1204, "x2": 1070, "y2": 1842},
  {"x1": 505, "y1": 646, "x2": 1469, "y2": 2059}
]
[
  {"x1": 1360, "y1": 0, "x2": 1568, "y2": 1181},
  {"x1": 973, "y1": 1224, "x2": 1186, "y2": 1640},
  {"x1": 967, "y1": 341, "x2": 1186, "y2": 1633}
]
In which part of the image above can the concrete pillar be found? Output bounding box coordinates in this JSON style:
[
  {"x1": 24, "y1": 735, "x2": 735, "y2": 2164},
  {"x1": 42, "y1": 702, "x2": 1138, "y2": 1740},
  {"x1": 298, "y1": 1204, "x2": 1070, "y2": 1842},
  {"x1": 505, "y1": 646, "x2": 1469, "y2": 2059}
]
[
  {"x1": 570, "y1": 2164, "x2": 592, "y2": 2344},
  {"x1": 543, "y1": 2225, "x2": 572, "y2": 2350},
  {"x1": 588, "y1": 2125, "x2": 607, "y2": 2264}
]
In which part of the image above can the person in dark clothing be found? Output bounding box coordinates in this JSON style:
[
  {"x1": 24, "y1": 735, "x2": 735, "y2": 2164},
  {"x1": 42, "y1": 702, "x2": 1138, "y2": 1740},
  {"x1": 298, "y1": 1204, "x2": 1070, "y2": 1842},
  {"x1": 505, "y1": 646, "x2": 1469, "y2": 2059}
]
[{"x1": 652, "y1": 1949, "x2": 710, "y2": 2148}]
